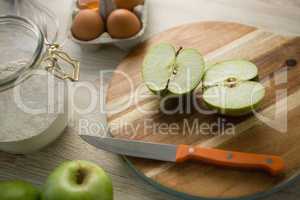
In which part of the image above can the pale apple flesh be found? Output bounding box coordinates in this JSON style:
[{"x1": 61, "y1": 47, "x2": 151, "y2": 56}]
[
  {"x1": 203, "y1": 60, "x2": 258, "y2": 87},
  {"x1": 203, "y1": 81, "x2": 265, "y2": 116},
  {"x1": 142, "y1": 43, "x2": 205, "y2": 95},
  {"x1": 168, "y1": 48, "x2": 205, "y2": 95},
  {"x1": 142, "y1": 43, "x2": 176, "y2": 93},
  {"x1": 203, "y1": 60, "x2": 265, "y2": 116}
]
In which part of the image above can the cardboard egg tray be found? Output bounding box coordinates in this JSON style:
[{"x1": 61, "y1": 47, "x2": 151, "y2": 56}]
[{"x1": 70, "y1": 0, "x2": 148, "y2": 50}]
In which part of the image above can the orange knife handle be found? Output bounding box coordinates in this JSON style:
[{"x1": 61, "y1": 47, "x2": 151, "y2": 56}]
[{"x1": 175, "y1": 145, "x2": 285, "y2": 176}]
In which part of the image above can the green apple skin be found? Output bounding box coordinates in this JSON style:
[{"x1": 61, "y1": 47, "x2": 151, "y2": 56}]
[
  {"x1": 0, "y1": 180, "x2": 40, "y2": 200},
  {"x1": 42, "y1": 160, "x2": 113, "y2": 200}
]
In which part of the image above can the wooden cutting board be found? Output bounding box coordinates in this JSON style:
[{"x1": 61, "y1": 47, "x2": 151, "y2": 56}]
[{"x1": 106, "y1": 21, "x2": 300, "y2": 199}]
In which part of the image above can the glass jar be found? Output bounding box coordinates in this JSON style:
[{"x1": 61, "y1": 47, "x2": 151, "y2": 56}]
[
  {"x1": 0, "y1": 14, "x2": 79, "y2": 154},
  {"x1": 0, "y1": 15, "x2": 44, "y2": 91},
  {"x1": 0, "y1": 14, "x2": 79, "y2": 92}
]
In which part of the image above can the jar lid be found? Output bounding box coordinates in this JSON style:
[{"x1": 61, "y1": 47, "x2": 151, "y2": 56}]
[{"x1": 0, "y1": 15, "x2": 44, "y2": 86}]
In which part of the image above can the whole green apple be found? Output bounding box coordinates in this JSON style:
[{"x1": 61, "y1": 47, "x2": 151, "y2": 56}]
[
  {"x1": 0, "y1": 180, "x2": 40, "y2": 200},
  {"x1": 42, "y1": 160, "x2": 113, "y2": 200}
]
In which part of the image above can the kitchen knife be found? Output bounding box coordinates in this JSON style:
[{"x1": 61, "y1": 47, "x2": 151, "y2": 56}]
[{"x1": 81, "y1": 135, "x2": 285, "y2": 176}]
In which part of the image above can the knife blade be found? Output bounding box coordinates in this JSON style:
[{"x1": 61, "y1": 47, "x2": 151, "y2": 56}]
[{"x1": 81, "y1": 135, "x2": 285, "y2": 176}]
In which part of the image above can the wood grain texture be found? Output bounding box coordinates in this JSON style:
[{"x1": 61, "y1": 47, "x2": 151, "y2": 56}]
[{"x1": 106, "y1": 21, "x2": 300, "y2": 199}]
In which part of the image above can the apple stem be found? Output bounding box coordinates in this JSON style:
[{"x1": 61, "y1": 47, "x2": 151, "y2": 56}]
[
  {"x1": 176, "y1": 46, "x2": 183, "y2": 56},
  {"x1": 76, "y1": 168, "x2": 87, "y2": 185},
  {"x1": 171, "y1": 47, "x2": 183, "y2": 76}
]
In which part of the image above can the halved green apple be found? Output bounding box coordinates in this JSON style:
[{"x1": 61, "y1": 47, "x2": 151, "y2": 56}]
[
  {"x1": 142, "y1": 43, "x2": 205, "y2": 95},
  {"x1": 202, "y1": 60, "x2": 265, "y2": 116}
]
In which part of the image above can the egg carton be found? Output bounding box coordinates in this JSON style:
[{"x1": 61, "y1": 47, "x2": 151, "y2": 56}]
[{"x1": 70, "y1": 0, "x2": 148, "y2": 50}]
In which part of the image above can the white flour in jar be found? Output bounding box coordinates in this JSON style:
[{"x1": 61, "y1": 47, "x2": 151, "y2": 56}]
[{"x1": 0, "y1": 60, "x2": 29, "y2": 85}]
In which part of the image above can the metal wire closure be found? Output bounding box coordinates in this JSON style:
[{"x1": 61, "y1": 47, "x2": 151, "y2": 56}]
[
  {"x1": 43, "y1": 43, "x2": 80, "y2": 81},
  {"x1": 14, "y1": 0, "x2": 80, "y2": 81}
]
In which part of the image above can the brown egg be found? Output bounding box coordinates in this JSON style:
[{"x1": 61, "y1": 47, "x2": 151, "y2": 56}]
[
  {"x1": 114, "y1": 0, "x2": 144, "y2": 10},
  {"x1": 71, "y1": 10, "x2": 104, "y2": 41},
  {"x1": 107, "y1": 9, "x2": 141, "y2": 39}
]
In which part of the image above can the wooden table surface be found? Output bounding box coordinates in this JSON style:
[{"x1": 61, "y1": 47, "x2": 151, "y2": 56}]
[{"x1": 1, "y1": 0, "x2": 300, "y2": 200}]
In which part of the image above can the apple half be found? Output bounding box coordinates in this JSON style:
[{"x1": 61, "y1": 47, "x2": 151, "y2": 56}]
[
  {"x1": 142, "y1": 43, "x2": 205, "y2": 95},
  {"x1": 202, "y1": 60, "x2": 265, "y2": 116}
]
